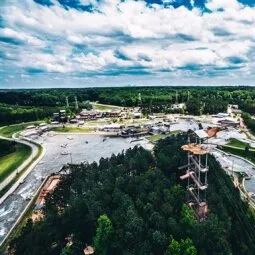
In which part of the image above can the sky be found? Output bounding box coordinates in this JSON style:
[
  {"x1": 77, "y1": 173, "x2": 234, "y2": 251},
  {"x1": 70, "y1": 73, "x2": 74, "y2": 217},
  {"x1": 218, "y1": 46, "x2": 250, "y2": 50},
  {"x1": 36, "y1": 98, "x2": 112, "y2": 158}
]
[{"x1": 1, "y1": 0, "x2": 255, "y2": 88}]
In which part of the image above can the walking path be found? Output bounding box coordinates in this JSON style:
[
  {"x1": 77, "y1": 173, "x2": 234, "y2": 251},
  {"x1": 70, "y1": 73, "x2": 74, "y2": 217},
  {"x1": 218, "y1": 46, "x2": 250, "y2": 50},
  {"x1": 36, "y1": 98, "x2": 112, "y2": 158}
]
[
  {"x1": 223, "y1": 144, "x2": 255, "y2": 151},
  {"x1": 213, "y1": 148, "x2": 255, "y2": 209},
  {"x1": 0, "y1": 135, "x2": 45, "y2": 205},
  {"x1": 0, "y1": 136, "x2": 37, "y2": 191}
]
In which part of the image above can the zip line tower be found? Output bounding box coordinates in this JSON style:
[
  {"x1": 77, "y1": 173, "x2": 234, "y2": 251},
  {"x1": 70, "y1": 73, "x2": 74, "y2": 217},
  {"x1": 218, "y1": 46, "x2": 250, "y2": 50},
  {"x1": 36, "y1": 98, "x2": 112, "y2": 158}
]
[
  {"x1": 175, "y1": 91, "x2": 178, "y2": 104},
  {"x1": 66, "y1": 97, "x2": 69, "y2": 108},
  {"x1": 179, "y1": 130, "x2": 209, "y2": 222},
  {"x1": 138, "y1": 93, "x2": 142, "y2": 107},
  {"x1": 74, "y1": 96, "x2": 79, "y2": 111}
]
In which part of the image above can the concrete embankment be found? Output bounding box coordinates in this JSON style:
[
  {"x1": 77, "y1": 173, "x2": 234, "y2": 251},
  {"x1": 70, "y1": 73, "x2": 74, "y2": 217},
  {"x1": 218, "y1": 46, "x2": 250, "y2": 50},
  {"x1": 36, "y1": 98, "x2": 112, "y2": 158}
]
[
  {"x1": 0, "y1": 174, "x2": 50, "y2": 248},
  {"x1": 0, "y1": 136, "x2": 45, "y2": 205},
  {"x1": 213, "y1": 148, "x2": 255, "y2": 209}
]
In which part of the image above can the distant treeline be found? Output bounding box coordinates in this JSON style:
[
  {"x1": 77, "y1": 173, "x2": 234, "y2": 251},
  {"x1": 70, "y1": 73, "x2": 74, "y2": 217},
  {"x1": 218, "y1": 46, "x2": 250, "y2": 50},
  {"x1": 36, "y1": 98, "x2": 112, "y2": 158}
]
[
  {"x1": 242, "y1": 112, "x2": 255, "y2": 134},
  {"x1": 0, "y1": 104, "x2": 59, "y2": 126},
  {"x1": 0, "y1": 87, "x2": 255, "y2": 124}
]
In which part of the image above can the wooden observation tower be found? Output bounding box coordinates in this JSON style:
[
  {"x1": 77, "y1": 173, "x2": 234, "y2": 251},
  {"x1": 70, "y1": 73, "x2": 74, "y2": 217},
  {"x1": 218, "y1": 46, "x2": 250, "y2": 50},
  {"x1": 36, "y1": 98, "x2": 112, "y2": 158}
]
[{"x1": 179, "y1": 130, "x2": 209, "y2": 221}]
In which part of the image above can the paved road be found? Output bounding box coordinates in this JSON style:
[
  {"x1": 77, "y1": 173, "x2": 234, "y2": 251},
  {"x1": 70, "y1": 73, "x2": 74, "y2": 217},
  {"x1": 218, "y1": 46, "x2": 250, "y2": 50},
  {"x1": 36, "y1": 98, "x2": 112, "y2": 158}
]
[
  {"x1": 0, "y1": 135, "x2": 45, "y2": 205},
  {"x1": 0, "y1": 136, "x2": 39, "y2": 191}
]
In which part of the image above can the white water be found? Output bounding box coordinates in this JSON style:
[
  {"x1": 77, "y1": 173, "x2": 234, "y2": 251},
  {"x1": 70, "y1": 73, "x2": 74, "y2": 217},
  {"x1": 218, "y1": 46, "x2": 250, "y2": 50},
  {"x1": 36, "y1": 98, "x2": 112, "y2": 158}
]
[
  {"x1": 3, "y1": 119, "x2": 249, "y2": 243},
  {"x1": 0, "y1": 134, "x2": 153, "y2": 242}
]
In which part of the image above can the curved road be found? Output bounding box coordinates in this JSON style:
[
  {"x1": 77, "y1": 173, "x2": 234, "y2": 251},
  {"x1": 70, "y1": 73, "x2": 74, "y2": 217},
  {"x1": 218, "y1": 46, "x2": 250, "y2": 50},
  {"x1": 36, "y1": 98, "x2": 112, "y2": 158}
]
[{"x1": 0, "y1": 135, "x2": 45, "y2": 205}]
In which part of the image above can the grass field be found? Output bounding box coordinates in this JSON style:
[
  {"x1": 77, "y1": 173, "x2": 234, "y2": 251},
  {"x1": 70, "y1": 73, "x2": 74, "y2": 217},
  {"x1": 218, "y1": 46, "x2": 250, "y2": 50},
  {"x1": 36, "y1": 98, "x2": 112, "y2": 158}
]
[
  {"x1": 0, "y1": 121, "x2": 43, "y2": 138},
  {"x1": 92, "y1": 102, "x2": 122, "y2": 111},
  {"x1": 221, "y1": 146, "x2": 255, "y2": 165},
  {"x1": 0, "y1": 140, "x2": 42, "y2": 197},
  {"x1": 226, "y1": 138, "x2": 254, "y2": 149},
  {"x1": 0, "y1": 142, "x2": 32, "y2": 183},
  {"x1": 51, "y1": 127, "x2": 95, "y2": 133},
  {"x1": 221, "y1": 138, "x2": 255, "y2": 164},
  {"x1": 227, "y1": 138, "x2": 247, "y2": 148},
  {"x1": 147, "y1": 130, "x2": 181, "y2": 142}
]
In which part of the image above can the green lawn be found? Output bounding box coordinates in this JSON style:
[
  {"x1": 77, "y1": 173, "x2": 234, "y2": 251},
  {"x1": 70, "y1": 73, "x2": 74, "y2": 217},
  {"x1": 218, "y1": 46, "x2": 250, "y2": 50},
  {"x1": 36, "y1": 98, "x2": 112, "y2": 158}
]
[
  {"x1": 92, "y1": 102, "x2": 122, "y2": 111},
  {"x1": 129, "y1": 119, "x2": 148, "y2": 125},
  {"x1": 51, "y1": 127, "x2": 95, "y2": 133},
  {"x1": 147, "y1": 130, "x2": 181, "y2": 142},
  {"x1": 0, "y1": 142, "x2": 32, "y2": 183},
  {"x1": 0, "y1": 142, "x2": 43, "y2": 251},
  {"x1": 0, "y1": 121, "x2": 43, "y2": 138},
  {"x1": 221, "y1": 146, "x2": 255, "y2": 165},
  {"x1": 226, "y1": 138, "x2": 251, "y2": 149},
  {"x1": 221, "y1": 138, "x2": 255, "y2": 164},
  {"x1": 0, "y1": 140, "x2": 42, "y2": 197}
]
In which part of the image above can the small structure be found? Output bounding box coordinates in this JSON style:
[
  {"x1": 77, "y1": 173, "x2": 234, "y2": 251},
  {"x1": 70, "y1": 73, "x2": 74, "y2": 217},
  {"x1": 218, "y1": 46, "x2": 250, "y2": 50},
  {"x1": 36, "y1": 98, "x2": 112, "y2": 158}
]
[
  {"x1": 31, "y1": 210, "x2": 44, "y2": 222},
  {"x1": 101, "y1": 124, "x2": 123, "y2": 132},
  {"x1": 84, "y1": 246, "x2": 94, "y2": 255},
  {"x1": 149, "y1": 126, "x2": 160, "y2": 135},
  {"x1": 80, "y1": 110, "x2": 102, "y2": 120},
  {"x1": 149, "y1": 126, "x2": 169, "y2": 135},
  {"x1": 107, "y1": 109, "x2": 122, "y2": 117},
  {"x1": 218, "y1": 118, "x2": 240, "y2": 127},
  {"x1": 148, "y1": 115, "x2": 157, "y2": 120},
  {"x1": 227, "y1": 104, "x2": 242, "y2": 119},
  {"x1": 179, "y1": 130, "x2": 209, "y2": 222},
  {"x1": 133, "y1": 112, "x2": 142, "y2": 119},
  {"x1": 26, "y1": 125, "x2": 35, "y2": 130},
  {"x1": 69, "y1": 118, "x2": 79, "y2": 124},
  {"x1": 212, "y1": 113, "x2": 229, "y2": 118},
  {"x1": 34, "y1": 176, "x2": 60, "y2": 209},
  {"x1": 21, "y1": 130, "x2": 38, "y2": 137},
  {"x1": 59, "y1": 110, "x2": 67, "y2": 122},
  {"x1": 39, "y1": 125, "x2": 49, "y2": 132},
  {"x1": 170, "y1": 103, "x2": 186, "y2": 110},
  {"x1": 52, "y1": 110, "x2": 67, "y2": 123},
  {"x1": 206, "y1": 127, "x2": 222, "y2": 138},
  {"x1": 51, "y1": 121, "x2": 59, "y2": 125},
  {"x1": 31, "y1": 175, "x2": 60, "y2": 222}
]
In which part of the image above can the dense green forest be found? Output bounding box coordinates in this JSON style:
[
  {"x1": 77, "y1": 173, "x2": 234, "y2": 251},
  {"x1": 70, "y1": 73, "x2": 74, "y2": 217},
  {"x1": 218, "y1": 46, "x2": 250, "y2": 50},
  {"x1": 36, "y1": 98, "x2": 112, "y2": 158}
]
[
  {"x1": 242, "y1": 112, "x2": 255, "y2": 134},
  {"x1": 8, "y1": 134, "x2": 255, "y2": 255},
  {"x1": 0, "y1": 87, "x2": 255, "y2": 125},
  {"x1": 0, "y1": 140, "x2": 17, "y2": 157},
  {"x1": 0, "y1": 103, "x2": 59, "y2": 125}
]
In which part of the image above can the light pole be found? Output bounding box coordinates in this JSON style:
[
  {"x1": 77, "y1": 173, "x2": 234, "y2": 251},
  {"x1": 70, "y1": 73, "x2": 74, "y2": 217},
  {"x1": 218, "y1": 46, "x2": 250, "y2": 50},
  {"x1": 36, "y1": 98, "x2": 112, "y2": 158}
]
[
  {"x1": 228, "y1": 154, "x2": 234, "y2": 177},
  {"x1": 70, "y1": 153, "x2": 73, "y2": 164},
  {"x1": 231, "y1": 158, "x2": 234, "y2": 177}
]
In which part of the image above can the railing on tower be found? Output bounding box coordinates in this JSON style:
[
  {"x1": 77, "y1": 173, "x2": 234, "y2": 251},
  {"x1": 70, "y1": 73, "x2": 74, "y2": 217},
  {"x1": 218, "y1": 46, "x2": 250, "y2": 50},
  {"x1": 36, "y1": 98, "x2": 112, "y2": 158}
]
[{"x1": 179, "y1": 129, "x2": 209, "y2": 222}]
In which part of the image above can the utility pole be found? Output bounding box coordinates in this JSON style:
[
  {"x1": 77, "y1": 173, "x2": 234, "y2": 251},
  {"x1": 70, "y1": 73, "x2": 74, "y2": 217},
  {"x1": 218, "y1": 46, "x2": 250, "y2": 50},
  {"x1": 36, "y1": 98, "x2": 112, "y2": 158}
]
[
  {"x1": 74, "y1": 96, "x2": 78, "y2": 111},
  {"x1": 66, "y1": 97, "x2": 69, "y2": 108},
  {"x1": 200, "y1": 102, "x2": 205, "y2": 116},
  {"x1": 70, "y1": 153, "x2": 73, "y2": 164},
  {"x1": 232, "y1": 159, "x2": 234, "y2": 177},
  {"x1": 138, "y1": 93, "x2": 142, "y2": 107}
]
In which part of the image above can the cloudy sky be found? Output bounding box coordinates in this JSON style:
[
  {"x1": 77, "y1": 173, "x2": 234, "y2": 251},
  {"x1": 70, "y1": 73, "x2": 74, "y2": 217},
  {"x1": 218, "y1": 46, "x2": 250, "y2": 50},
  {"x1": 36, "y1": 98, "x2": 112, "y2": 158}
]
[{"x1": 1, "y1": 0, "x2": 255, "y2": 88}]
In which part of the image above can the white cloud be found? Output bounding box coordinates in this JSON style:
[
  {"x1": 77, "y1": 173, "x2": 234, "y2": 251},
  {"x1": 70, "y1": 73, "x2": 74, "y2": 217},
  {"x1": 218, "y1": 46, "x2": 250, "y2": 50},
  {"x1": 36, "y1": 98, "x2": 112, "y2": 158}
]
[
  {"x1": 1, "y1": 0, "x2": 255, "y2": 86},
  {"x1": 0, "y1": 27, "x2": 45, "y2": 46},
  {"x1": 79, "y1": 0, "x2": 97, "y2": 5},
  {"x1": 206, "y1": 0, "x2": 242, "y2": 11}
]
